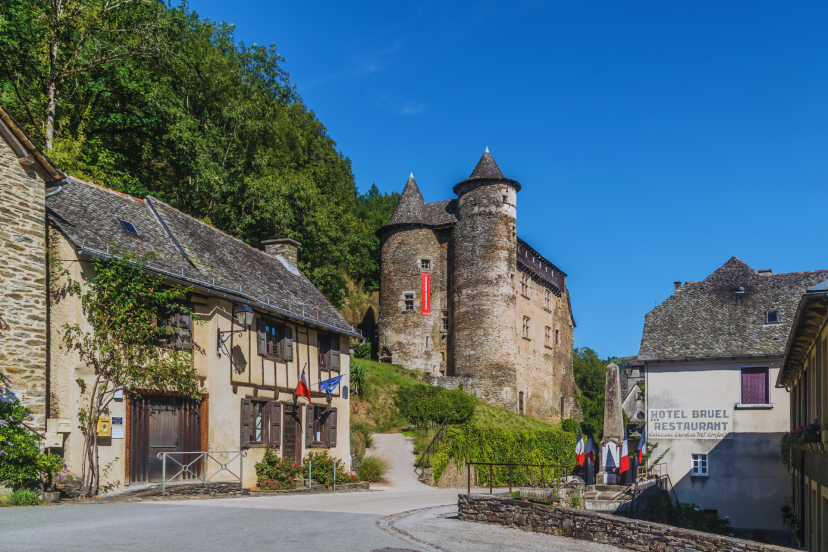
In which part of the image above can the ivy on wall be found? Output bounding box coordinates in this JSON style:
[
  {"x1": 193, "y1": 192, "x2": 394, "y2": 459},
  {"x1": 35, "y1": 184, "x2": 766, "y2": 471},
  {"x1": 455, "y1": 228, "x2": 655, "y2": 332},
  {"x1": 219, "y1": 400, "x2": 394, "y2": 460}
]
[{"x1": 432, "y1": 425, "x2": 577, "y2": 486}]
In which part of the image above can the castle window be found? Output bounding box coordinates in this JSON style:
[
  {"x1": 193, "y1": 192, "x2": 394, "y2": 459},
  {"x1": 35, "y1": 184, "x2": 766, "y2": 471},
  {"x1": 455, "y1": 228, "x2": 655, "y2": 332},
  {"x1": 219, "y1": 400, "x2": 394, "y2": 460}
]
[
  {"x1": 421, "y1": 259, "x2": 431, "y2": 270},
  {"x1": 766, "y1": 310, "x2": 779, "y2": 324},
  {"x1": 425, "y1": 336, "x2": 431, "y2": 350},
  {"x1": 404, "y1": 293, "x2": 414, "y2": 311},
  {"x1": 555, "y1": 329, "x2": 560, "y2": 345},
  {"x1": 545, "y1": 326, "x2": 551, "y2": 347},
  {"x1": 442, "y1": 309, "x2": 449, "y2": 332},
  {"x1": 521, "y1": 273, "x2": 530, "y2": 297},
  {"x1": 502, "y1": 195, "x2": 508, "y2": 204},
  {"x1": 544, "y1": 290, "x2": 551, "y2": 310},
  {"x1": 523, "y1": 316, "x2": 530, "y2": 339}
]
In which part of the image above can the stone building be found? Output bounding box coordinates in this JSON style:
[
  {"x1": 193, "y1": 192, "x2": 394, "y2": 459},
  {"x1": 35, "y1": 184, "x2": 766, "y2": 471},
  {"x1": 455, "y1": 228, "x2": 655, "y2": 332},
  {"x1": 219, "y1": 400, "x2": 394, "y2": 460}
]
[
  {"x1": 377, "y1": 149, "x2": 577, "y2": 423},
  {"x1": 638, "y1": 256, "x2": 828, "y2": 534}
]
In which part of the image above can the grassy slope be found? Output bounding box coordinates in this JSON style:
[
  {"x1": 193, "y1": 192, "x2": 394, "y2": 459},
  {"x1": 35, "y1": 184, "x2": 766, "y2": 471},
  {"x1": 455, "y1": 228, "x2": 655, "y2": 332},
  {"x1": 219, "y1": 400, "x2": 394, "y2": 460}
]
[{"x1": 350, "y1": 359, "x2": 559, "y2": 462}]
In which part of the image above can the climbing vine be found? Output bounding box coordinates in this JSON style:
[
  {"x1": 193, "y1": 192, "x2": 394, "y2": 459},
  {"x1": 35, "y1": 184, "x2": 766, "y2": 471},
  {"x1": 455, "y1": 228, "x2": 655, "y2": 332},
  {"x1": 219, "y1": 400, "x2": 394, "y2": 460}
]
[{"x1": 52, "y1": 247, "x2": 202, "y2": 497}]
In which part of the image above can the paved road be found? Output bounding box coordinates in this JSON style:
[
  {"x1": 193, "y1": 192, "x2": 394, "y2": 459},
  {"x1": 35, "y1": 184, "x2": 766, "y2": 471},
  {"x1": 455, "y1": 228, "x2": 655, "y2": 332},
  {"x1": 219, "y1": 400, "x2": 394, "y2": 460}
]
[{"x1": 0, "y1": 435, "x2": 616, "y2": 551}]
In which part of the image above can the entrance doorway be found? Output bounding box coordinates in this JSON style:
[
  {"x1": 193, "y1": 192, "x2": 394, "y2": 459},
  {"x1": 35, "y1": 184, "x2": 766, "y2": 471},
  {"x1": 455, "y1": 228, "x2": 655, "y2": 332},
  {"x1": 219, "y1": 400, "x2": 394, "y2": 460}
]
[
  {"x1": 282, "y1": 404, "x2": 303, "y2": 465},
  {"x1": 129, "y1": 395, "x2": 202, "y2": 483}
]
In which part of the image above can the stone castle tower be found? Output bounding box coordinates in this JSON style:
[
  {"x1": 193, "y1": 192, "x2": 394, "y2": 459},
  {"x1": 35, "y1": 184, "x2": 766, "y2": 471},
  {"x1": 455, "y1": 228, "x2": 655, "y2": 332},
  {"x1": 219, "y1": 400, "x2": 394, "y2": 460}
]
[{"x1": 378, "y1": 150, "x2": 578, "y2": 422}]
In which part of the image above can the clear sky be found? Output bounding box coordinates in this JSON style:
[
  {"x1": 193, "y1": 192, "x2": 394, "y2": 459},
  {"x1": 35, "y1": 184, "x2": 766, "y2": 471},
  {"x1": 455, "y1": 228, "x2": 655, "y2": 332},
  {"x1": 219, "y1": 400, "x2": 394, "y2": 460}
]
[{"x1": 185, "y1": 0, "x2": 828, "y2": 359}]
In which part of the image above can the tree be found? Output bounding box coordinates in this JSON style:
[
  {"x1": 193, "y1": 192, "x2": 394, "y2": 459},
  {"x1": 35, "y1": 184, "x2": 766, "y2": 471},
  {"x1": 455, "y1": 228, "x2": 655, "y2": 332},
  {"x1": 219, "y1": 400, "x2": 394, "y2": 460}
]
[
  {"x1": 53, "y1": 249, "x2": 202, "y2": 497},
  {"x1": 573, "y1": 347, "x2": 606, "y2": 438}
]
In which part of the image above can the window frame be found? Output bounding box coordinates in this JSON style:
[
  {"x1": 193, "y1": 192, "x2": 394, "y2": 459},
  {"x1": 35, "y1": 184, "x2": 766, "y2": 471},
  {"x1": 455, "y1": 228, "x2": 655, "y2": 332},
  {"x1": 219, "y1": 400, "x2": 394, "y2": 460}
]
[
  {"x1": 522, "y1": 316, "x2": 530, "y2": 340},
  {"x1": 740, "y1": 366, "x2": 770, "y2": 405},
  {"x1": 544, "y1": 290, "x2": 551, "y2": 311},
  {"x1": 250, "y1": 400, "x2": 267, "y2": 445},
  {"x1": 404, "y1": 292, "x2": 415, "y2": 312},
  {"x1": 317, "y1": 332, "x2": 341, "y2": 372},
  {"x1": 766, "y1": 310, "x2": 780, "y2": 324},
  {"x1": 520, "y1": 273, "x2": 530, "y2": 297},
  {"x1": 421, "y1": 259, "x2": 431, "y2": 271},
  {"x1": 442, "y1": 309, "x2": 449, "y2": 332},
  {"x1": 257, "y1": 318, "x2": 293, "y2": 362},
  {"x1": 544, "y1": 326, "x2": 551, "y2": 347},
  {"x1": 690, "y1": 453, "x2": 709, "y2": 477}
]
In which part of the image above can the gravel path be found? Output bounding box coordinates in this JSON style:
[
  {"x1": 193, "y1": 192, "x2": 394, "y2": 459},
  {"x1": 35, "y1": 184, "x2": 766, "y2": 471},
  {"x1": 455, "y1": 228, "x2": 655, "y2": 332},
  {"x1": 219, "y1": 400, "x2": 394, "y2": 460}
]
[{"x1": 369, "y1": 433, "x2": 435, "y2": 491}]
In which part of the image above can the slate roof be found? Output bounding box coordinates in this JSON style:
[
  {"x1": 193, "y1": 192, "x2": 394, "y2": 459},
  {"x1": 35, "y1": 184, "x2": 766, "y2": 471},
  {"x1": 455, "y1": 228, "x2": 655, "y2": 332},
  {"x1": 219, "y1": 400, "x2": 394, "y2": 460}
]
[
  {"x1": 383, "y1": 174, "x2": 458, "y2": 230},
  {"x1": 637, "y1": 257, "x2": 828, "y2": 361},
  {"x1": 46, "y1": 178, "x2": 359, "y2": 337},
  {"x1": 452, "y1": 149, "x2": 521, "y2": 195}
]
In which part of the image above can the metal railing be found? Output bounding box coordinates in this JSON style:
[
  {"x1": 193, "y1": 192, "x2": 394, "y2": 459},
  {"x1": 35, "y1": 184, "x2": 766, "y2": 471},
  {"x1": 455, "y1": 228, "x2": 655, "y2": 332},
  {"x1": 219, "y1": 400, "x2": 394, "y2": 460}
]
[
  {"x1": 414, "y1": 420, "x2": 448, "y2": 477},
  {"x1": 157, "y1": 450, "x2": 247, "y2": 494},
  {"x1": 466, "y1": 462, "x2": 571, "y2": 495},
  {"x1": 637, "y1": 462, "x2": 667, "y2": 480}
]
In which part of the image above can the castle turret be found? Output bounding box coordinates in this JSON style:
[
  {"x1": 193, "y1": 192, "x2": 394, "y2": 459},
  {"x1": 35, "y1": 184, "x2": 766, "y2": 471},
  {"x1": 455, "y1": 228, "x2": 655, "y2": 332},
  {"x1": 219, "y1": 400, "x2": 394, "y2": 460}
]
[{"x1": 450, "y1": 149, "x2": 521, "y2": 409}]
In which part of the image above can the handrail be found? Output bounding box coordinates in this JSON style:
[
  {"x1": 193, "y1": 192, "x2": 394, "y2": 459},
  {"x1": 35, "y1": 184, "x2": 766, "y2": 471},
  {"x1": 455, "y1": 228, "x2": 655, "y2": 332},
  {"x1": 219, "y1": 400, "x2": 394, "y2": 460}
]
[
  {"x1": 465, "y1": 462, "x2": 570, "y2": 495},
  {"x1": 157, "y1": 450, "x2": 247, "y2": 494},
  {"x1": 414, "y1": 419, "x2": 448, "y2": 477}
]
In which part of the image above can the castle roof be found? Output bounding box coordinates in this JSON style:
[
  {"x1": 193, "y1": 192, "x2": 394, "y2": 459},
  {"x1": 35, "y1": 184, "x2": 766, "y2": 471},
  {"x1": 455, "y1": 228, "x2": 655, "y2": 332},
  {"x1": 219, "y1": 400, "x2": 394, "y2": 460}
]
[
  {"x1": 46, "y1": 178, "x2": 359, "y2": 338},
  {"x1": 637, "y1": 256, "x2": 828, "y2": 361},
  {"x1": 387, "y1": 174, "x2": 426, "y2": 225},
  {"x1": 453, "y1": 149, "x2": 521, "y2": 195}
]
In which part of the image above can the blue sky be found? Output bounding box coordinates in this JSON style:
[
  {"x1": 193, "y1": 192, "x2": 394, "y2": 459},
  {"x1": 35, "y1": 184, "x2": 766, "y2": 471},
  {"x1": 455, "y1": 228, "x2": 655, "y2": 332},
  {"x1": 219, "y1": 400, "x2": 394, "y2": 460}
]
[{"x1": 187, "y1": 0, "x2": 828, "y2": 358}]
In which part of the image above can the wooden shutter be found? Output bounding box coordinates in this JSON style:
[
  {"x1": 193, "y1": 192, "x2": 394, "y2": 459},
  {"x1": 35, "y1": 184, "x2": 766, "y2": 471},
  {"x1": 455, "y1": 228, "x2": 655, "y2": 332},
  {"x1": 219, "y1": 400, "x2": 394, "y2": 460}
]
[
  {"x1": 240, "y1": 398, "x2": 251, "y2": 448},
  {"x1": 269, "y1": 401, "x2": 282, "y2": 447},
  {"x1": 305, "y1": 405, "x2": 314, "y2": 448},
  {"x1": 326, "y1": 407, "x2": 337, "y2": 448},
  {"x1": 741, "y1": 368, "x2": 768, "y2": 404},
  {"x1": 284, "y1": 326, "x2": 293, "y2": 362},
  {"x1": 257, "y1": 320, "x2": 267, "y2": 356},
  {"x1": 330, "y1": 336, "x2": 340, "y2": 371},
  {"x1": 174, "y1": 311, "x2": 193, "y2": 350}
]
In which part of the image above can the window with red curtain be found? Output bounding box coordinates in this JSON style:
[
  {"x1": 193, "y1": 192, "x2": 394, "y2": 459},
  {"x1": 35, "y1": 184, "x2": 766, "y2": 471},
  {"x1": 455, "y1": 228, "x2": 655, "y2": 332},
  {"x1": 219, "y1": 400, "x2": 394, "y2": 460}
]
[{"x1": 741, "y1": 367, "x2": 769, "y2": 404}]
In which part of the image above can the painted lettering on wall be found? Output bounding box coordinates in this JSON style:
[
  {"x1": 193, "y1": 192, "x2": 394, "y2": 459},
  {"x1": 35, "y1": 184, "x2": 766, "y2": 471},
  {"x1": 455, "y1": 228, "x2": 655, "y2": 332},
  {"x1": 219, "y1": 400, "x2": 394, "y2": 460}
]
[
  {"x1": 647, "y1": 409, "x2": 731, "y2": 439},
  {"x1": 422, "y1": 272, "x2": 431, "y2": 315}
]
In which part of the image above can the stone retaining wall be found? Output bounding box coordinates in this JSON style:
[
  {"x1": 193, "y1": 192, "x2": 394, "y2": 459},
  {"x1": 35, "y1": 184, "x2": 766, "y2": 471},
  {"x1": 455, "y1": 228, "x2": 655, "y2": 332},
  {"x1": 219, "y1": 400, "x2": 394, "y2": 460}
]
[{"x1": 458, "y1": 494, "x2": 796, "y2": 552}]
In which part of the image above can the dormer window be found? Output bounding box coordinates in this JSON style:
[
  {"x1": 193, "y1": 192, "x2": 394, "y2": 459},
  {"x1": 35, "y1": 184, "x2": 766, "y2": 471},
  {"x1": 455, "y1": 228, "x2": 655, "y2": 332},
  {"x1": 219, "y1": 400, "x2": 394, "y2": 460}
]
[
  {"x1": 120, "y1": 220, "x2": 139, "y2": 236},
  {"x1": 766, "y1": 311, "x2": 779, "y2": 324}
]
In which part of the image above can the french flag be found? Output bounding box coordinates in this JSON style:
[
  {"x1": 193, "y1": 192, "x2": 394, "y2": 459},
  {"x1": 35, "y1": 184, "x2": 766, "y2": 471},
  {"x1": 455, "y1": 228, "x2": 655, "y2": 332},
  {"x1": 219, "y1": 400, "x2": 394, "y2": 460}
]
[
  {"x1": 619, "y1": 429, "x2": 630, "y2": 473},
  {"x1": 295, "y1": 370, "x2": 312, "y2": 402},
  {"x1": 575, "y1": 427, "x2": 586, "y2": 466},
  {"x1": 637, "y1": 426, "x2": 647, "y2": 464},
  {"x1": 586, "y1": 428, "x2": 597, "y2": 464}
]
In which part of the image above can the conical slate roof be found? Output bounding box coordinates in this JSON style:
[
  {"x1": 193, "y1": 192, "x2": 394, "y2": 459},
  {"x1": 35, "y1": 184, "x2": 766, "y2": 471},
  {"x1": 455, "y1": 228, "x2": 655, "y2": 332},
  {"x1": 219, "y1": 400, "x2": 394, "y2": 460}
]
[
  {"x1": 387, "y1": 173, "x2": 426, "y2": 225},
  {"x1": 468, "y1": 148, "x2": 504, "y2": 180}
]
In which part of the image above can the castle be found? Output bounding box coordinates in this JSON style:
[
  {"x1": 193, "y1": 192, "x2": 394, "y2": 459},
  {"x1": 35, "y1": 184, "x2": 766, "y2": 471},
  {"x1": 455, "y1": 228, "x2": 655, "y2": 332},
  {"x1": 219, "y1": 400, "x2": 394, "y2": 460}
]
[{"x1": 377, "y1": 149, "x2": 578, "y2": 422}]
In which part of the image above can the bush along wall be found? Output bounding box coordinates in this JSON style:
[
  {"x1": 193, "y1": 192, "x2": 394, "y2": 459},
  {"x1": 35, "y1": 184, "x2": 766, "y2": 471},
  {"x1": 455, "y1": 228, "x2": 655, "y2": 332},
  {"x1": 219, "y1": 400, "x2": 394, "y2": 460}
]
[{"x1": 432, "y1": 425, "x2": 577, "y2": 486}]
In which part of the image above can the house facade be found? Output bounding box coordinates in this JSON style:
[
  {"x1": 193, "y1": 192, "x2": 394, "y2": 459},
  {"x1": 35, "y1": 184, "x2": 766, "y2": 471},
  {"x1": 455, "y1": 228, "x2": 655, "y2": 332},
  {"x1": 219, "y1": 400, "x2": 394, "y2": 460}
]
[
  {"x1": 377, "y1": 150, "x2": 577, "y2": 423},
  {"x1": 776, "y1": 278, "x2": 828, "y2": 551},
  {"x1": 0, "y1": 104, "x2": 357, "y2": 492},
  {"x1": 638, "y1": 257, "x2": 828, "y2": 533}
]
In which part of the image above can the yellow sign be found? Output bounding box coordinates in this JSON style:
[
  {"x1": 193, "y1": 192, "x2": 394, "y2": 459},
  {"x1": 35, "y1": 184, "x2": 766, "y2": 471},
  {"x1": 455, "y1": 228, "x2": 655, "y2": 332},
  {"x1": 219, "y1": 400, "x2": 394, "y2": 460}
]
[{"x1": 96, "y1": 417, "x2": 111, "y2": 437}]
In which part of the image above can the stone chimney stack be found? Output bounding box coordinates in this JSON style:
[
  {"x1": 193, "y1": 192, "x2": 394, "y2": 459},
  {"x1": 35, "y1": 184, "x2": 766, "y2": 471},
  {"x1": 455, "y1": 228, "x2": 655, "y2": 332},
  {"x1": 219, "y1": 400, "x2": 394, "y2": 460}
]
[
  {"x1": 674, "y1": 281, "x2": 682, "y2": 293},
  {"x1": 262, "y1": 238, "x2": 300, "y2": 265}
]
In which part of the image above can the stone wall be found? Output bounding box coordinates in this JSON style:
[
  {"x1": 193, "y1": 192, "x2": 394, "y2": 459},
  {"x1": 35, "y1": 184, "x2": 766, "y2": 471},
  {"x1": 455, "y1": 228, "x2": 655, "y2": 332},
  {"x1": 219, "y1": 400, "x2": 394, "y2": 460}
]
[
  {"x1": 458, "y1": 494, "x2": 795, "y2": 552},
  {"x1": 0, "y1": 130, "x2": 48, "y2": 428}
]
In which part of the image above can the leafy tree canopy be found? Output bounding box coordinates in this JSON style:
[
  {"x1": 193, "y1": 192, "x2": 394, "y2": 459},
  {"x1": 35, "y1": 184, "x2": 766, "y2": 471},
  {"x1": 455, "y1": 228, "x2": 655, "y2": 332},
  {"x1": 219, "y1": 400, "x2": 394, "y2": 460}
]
[
  {"x1": 0, "y1": 0, "x2": 397, "y2": 307},
  {"x1": 573, "y1": 347, "x2": 606, "y2": 438}
]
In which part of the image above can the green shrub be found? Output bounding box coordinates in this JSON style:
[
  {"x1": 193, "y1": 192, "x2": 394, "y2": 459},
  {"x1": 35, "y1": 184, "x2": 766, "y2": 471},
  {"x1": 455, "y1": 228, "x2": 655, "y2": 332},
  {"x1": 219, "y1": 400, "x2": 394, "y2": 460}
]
[
  {"x1": 302, "y1": 450, "x2": 357, "y2": 486},
  {"x1": 254, "y1": 446, "x2": 301, "y2": 490},
  {"x1": 432, "y1": 425, "x2": 577, "y2": 485},
  {"x1": 351, "y1": 420, "x2": 375, "y2": 450},
  {"x1": 560, "y1": 419, "x2": 579, "y2": 434},
  {"x1": 350, "y1": 362, "x2": 368, "y2": 396},
  {"x1": 9, "y1": 488, "x2": 41, "y2": 506},
  {"x1": 353, "y1": 341, "x2": 371, "y2": 359},
  {"x1": 358, "y1": 455, "x2": 390, "y2": 482},
  {"x1": 0, "y1": 397, "x2": 63, "y2": 485},
  {"x1": 393, "y1": 384, "x2": 476, "y2": 427}
]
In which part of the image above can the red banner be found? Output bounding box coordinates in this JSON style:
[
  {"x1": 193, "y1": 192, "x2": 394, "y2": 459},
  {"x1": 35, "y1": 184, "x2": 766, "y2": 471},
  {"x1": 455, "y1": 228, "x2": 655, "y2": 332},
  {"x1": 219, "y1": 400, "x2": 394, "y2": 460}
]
[{"x1": 421, "y1": 272, "x2": 431, "y2": 315}]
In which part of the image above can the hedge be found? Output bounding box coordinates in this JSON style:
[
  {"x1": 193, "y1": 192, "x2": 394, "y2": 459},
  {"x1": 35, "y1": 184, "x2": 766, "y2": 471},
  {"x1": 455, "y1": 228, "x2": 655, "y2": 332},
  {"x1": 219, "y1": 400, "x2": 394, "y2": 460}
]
[
  {"x1": 432, "y1": 425, "x2": 577, "y2": 486},
  {"x1": 393, "y1": 384, "x2": 476, "y2": 427}
]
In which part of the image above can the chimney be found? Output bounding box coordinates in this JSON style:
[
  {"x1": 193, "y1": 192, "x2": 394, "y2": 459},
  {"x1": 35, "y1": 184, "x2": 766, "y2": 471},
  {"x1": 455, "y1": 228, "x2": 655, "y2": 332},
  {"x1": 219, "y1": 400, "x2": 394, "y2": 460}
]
[
  {"x1": 674, "y1": 281, "x2": 682, "y2": 293},
  {"x1": 262, "y1": 238, "x2": 300, "y2": 265}
]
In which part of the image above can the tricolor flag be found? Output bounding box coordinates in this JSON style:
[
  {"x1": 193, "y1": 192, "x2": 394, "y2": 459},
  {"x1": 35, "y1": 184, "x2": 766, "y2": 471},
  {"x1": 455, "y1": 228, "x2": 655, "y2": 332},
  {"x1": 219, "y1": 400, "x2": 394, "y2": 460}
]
[
  {"x1": 637, "y1": 426, "x2": 647, "y2": 464},
  {"x1": 295, "y1": 370, "x2": 312, "y2": 402},
  {"x1": 575, "y1": 427, "x2": 586, "y2": 466},
  {"x1": 586, "y1": 428, "x2": 597, "y2": 464},
  {"x1": 619, "y1": 429, "x2": 630, "y2": 473}
]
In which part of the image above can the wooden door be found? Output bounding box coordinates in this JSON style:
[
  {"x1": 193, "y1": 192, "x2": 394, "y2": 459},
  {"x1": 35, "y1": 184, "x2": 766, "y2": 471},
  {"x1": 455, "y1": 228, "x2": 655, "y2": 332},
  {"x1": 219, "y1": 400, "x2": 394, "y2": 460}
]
[
  {"x1": 282, "y1": 404, "x2": 302, "y2": 465},
  {"x1": 148, "y1": 397, "x2": 180, "y2": 482}
]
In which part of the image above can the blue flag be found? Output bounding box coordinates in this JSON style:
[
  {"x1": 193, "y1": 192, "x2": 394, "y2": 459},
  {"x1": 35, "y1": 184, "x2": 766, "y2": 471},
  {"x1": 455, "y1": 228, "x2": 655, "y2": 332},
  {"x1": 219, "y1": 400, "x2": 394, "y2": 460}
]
[{"x1": 318, "y1": 375, "x2": 344, "y2": 398}]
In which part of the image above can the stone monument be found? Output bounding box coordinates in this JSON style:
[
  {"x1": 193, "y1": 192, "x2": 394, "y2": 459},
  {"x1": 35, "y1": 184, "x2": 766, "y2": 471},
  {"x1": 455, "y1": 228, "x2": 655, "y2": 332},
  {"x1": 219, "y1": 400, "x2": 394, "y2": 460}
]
[{"x1": 599, "y1": 362, "x2": 624, "y2": 484}]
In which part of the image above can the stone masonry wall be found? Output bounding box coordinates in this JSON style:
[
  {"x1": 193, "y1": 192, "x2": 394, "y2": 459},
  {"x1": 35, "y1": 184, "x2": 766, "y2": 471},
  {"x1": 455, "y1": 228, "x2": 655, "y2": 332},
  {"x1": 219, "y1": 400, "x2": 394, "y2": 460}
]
[
  {"x1": 378, "y1": 226, "x2": 449, "y2": 373},
  {"x1": 458, "y1": 494, "x2": 795, "y2": 552},
  {"x1": 0, "y1": 133, "x2": 48, "y2": 428},
  {"x1": 451, "y1": 180, "x2": 518, "y2": 410}
]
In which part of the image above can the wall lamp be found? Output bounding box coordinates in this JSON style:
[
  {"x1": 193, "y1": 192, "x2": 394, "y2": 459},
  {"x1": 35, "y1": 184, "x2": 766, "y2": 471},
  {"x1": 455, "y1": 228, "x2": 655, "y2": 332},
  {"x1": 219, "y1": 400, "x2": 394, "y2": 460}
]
[{"x1": 217, "y1": 303, "x2": 255, "y2": 358}]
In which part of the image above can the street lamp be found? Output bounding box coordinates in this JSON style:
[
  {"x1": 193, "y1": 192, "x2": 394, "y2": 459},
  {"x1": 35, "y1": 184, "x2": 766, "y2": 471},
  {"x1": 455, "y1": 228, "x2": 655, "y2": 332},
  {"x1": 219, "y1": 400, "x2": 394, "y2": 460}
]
[{"x1": 217, "y1": 303, "x2": 255, "y2": 358}]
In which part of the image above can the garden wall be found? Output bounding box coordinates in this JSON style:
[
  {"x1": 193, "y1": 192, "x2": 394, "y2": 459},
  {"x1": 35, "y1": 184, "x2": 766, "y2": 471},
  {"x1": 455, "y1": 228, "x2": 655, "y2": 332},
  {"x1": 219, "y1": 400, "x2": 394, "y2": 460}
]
[{"x1": 458, "y1": 494, "x2": 796, "y2": 552}]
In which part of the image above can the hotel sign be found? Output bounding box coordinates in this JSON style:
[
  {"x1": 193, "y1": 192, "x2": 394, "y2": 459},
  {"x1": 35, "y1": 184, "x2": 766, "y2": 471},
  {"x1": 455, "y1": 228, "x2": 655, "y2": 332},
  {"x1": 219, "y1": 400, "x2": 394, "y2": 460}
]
[{"x1": 648, "y1": 408, "x2": 732, "y2": 439}]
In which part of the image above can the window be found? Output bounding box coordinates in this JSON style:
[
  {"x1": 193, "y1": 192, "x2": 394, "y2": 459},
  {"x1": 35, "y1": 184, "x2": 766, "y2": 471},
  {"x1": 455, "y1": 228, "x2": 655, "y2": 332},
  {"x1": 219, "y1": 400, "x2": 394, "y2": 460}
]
[
  {"x1": 240, "y1": 399, "x2": 281, "y2": 449},
  {"x1": 442, "y1": 310, "x2": 449, "y2": 332},
  {"x1": 425, "y1": 337, "x2": 431, "y2": 350},
  {"x1": 523, "y1": 316, "x2": 530, "y2": 339},
  {"x1": 306, "y1": 405, "x2": 338, "y2": 448},
  {"x1": 691, "y1": 453, "x2": 708, "y2": 476},
  {"x1": 741, "y1": 367, "x2": 769, "y2": 404},
  {"x1": 544, "y1": 290, "x2": 551, "y2": 310},
  {"x1": 157, "y1": 305, "x2": 193, "y2": 350},
  {"x1": 502, "y1": 195, "x2": 508, "y2": 204},
  {"x1": 251, "y1": 401, "x2": 265, "y2": 444},
  {"x1": 404, "y1": 293, "x2": 414, "y2": 311},
  {"x1": 518, "y1": 391, "x2": 524, "y2": 415},
  {"x1": 766, "y1": 310, "x2": 779, "y2": 324},
  {"x1": 257, "y1": 320, "x2": 293, "y2": 362},
  {"x1": 421, "y1": 259, "x2": 431, "y2": 270},
  {"x1": 545, "y1": 326, "x2": 551, "y2": 347},
  {"x1": 555, "y1": 329, "x2": 560, "y2": 346},
  {"x1": 317, "y1": 333, "x2": 341, "y2": 371},
  {"x1": 120, "y1": 219, "x2": 139, "y2": 236},
  {"x1": 521, "y1": 273, "x2": 530, "y2": 296}
]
